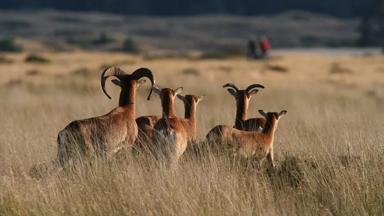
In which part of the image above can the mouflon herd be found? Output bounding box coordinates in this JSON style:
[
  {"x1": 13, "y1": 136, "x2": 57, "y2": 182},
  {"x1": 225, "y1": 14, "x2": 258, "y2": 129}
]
[{"x1": 57, "y1": 67, "x2": 287, "y2": 168}]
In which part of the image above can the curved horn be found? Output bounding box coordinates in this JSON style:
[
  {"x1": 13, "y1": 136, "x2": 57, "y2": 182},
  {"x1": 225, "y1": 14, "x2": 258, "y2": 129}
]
[
  {"x1": 258, "y1": 110, "x2": 267, "y2": 117},
  {"x1": 101, "y1": 66, "x2": 126, "y2": 99},
  {"x1": 131, "y1": 68, "x2": 155, "y2": 100},
  {"x1": 223, "y1": 83, "x2": 239, "y2": 92},
  {"x1": 279, "y1": 110, "x2": 287, "y2": 116},
  {"x1": 176, "y1": 94, "x2": 185, "y2": 102},
  {"x1": 246, "y1": 83, "x2": 264, "y2": 93}
]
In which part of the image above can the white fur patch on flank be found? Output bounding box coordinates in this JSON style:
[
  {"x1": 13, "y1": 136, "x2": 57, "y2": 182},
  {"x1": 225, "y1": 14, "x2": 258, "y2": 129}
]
[{"x1": 164, "y1": 130, "x2": 175, "y2": 146}]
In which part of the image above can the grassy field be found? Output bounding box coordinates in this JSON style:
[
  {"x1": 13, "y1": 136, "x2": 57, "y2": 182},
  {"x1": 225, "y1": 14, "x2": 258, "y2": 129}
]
[{"x1": 0, "y1": 50, "x2": 383, "y2": 215}]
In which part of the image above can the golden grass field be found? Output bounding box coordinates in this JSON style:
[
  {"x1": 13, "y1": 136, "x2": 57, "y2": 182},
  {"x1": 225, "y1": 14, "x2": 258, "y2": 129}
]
[{"x1": 0, "y1": 50, "x2": 383, "y2": 215}]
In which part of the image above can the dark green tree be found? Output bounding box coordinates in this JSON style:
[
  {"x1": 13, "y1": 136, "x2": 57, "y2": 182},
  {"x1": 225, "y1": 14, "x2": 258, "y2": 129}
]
[
  {"x1": 0, "y1": 0, "x2": 367, "y2": 17},
  {"x1": 358, "y1": 0, "x2": 384, "y2": 47}
]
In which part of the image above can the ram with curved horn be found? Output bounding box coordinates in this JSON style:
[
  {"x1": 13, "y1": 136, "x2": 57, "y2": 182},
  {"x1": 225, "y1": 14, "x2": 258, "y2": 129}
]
[
  {"x1": 223, "y1": 83, "x2": 265, "y2": 131},
  {"x1": 57, "y1": 67, "x2": 155, "y2": 167}
]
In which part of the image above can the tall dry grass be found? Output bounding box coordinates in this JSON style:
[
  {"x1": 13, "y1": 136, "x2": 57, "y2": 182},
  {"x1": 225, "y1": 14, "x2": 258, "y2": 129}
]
[{"x1": 0, "y1": 51, "x2": 383, "y2": 215}]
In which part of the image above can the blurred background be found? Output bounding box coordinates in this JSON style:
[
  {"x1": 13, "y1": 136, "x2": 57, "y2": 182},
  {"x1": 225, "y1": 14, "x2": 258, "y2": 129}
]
[
  {"x1": 1, "y1": 2, "x2": 384, "y2": 214},
  {"x1": 0, "y1": 0, "x2": 383, "y2": 54}
]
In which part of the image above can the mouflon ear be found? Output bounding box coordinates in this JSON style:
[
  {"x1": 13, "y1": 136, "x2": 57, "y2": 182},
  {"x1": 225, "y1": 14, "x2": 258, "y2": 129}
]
[
  {"x1": 197, "y1": 95, "x2": 205, "y2": 103},
  {"x1": 174, "y1": 87, "x2": 183, "y2": 95},
  {"x1": 111, "y1": 79, "x2": 121, "y2": 86},
  {"x1": 223, "y1": 83, "x2": 239, "y2": 97},
  {"x1": 152, "y1": 85, "x2": 161, "y2": 95},
  {"x1": 258, "y1": 110, "x2": 267, "y2": 117},
  {"x1": 247, "y1": 89, "x2": 259, "y2": 96},
  {"x1": 279, "y1": 110, "x2": 287, "y2": 116},
  {"x1": 226, "y1": 89, "x2": 237, "y2": 97},
  {"x1": 137, "y1": 79, "x2": 146, "y2": 87},
  {"x1": 177, "y1": 94, "x2": 185, "y2": 102}
]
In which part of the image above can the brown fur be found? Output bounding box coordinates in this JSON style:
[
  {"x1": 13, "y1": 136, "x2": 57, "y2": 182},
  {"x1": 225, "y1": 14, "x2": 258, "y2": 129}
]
[
  {"x1": 206, "y1": 110, "x2": 287, "y2": 167},
  {"x1": 152, "y1": 94, "x2": 202, "y2": 167},
  {"x1": 57, "y1": 67, "x2": 154, "y2": 167},
  {"x1": 135, "y1": 86, "x2": 182, "y2": 151},
  {"x1": 136, "y1": 115, "x2": 160, "y2": 144},
  {"x1": 224, "y1": 83, "x2": 266, "y2": 131},
  {"x1": 178, "y1": 94, "x2": 203, "y2": 143}
]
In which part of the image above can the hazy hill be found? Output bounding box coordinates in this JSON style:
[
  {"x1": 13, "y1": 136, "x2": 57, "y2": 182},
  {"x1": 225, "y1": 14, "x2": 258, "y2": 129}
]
[
  {"x1": 0, "y1": 10, "x2": 359, "y2": 52},
  {"x1": 0, "y1": 0, "x2": 367, "y2": 17}
]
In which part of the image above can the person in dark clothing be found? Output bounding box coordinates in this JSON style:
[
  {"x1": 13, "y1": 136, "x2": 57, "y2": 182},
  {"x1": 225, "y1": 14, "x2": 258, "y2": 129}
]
[
  {"x1": 247, "y1": 40, "x2": 257, "y2": 59},
  {"x1": 246, "y1": 36, "x2": 271, "y2": 59}
]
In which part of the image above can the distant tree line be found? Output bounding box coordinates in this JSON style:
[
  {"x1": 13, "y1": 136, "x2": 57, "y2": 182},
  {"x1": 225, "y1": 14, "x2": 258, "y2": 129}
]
[
  {"x1": 0, "y1": 0, "x2": 368, "y2": 17},
  {"x1": 355, "y1": 0, "x2": 384, "y2": 47},
  {"x1": 0, "y1": 0, "x2": 383, "y2": 46}
]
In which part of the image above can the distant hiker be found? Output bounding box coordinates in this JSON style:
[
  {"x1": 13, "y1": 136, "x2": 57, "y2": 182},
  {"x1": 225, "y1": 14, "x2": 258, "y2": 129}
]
[
  {"x1": 259, "y1": 36, "x2": 271, "y2": 58},
  {"x1": 246, "y1": 36, "x2": 271, "y2": 59},
  {"x1": 247, "y1": 40, "x2": 257, "y2": 59}
]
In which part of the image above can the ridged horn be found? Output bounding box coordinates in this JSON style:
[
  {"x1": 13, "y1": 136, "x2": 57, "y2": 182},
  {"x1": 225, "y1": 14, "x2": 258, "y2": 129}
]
[
  {"x1": 101, "y1": 66, "x2": 126, "y2": 99},
  {"x1": 246, "y1": 83, "x2": 264, "y2": 93},
  {"x1": 131, "y1": 68, "x2": 155, "y2": 100},
  {"x1": 223, "y1": 83, "x2": 239, "y2": 92}
]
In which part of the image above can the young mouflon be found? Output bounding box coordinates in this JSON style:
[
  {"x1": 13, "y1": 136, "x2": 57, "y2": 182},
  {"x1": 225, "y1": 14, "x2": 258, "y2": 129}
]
[{"x1": 206, "y1": 110, "x2": 287, "y2": 167}]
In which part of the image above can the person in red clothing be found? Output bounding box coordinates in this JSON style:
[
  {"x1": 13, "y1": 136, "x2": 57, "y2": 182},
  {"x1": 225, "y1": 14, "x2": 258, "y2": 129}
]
[{"x1": 259, "y1": 36, "x2": 271, "y2": 58}]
